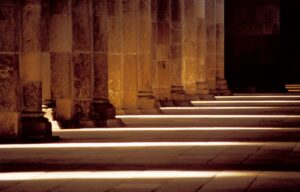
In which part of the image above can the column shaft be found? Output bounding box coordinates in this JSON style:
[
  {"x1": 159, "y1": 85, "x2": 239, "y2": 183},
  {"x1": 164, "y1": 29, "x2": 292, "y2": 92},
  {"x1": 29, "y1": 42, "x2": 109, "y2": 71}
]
[
  {"x1": 21, "y1": 0, "x2": 51, "y2": 138},
  {"x1": 205, "y1": 0, "x2": 217, "y2": 94},
  {"x1": 0, "y1": 1, "x2": 20, "y2": 140}
]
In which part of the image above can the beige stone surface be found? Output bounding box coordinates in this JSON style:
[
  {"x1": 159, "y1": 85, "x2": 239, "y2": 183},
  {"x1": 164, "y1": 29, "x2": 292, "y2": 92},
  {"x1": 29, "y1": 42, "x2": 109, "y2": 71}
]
[{"x1": 123, "y1": 54, "x2": 138, "y2": 109}]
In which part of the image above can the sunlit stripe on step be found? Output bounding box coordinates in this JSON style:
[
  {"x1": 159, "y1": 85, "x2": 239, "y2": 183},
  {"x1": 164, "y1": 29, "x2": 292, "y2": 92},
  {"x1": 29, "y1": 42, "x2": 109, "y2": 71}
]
[
  {"x1": 0, "y1": 171, "x2": 261, "y2": 180},
  {"x1": 191, "y1": 100, "x2": 300, "y2": 104},
  {"x1": 0, "y1": 142, "x2": 266, "y2": 149},
  {"x1": 160, "y1": 106, "x2": 299, "y2": 110},
  {"x1": 116, "y1": 114, "x2": 300, "y2": 118},
  {"x1": 53, "y1": 127, "x2": 294, "y2": 132},
  {"x1": 215, "y1": 95, "x2": 300, "y2": 99}
]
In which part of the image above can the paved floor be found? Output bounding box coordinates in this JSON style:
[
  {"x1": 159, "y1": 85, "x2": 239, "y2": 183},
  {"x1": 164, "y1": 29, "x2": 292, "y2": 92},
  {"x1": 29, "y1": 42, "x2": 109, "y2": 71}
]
[{"x1": 1, "y1": 94, "x2": 300, "y2": 191}]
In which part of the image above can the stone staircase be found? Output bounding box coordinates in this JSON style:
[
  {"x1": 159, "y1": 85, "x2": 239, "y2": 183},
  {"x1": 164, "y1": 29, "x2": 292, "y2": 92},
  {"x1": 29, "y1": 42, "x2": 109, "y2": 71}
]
[{"x1": 1, "y1": 94, "x2": 300, "y2": 191}]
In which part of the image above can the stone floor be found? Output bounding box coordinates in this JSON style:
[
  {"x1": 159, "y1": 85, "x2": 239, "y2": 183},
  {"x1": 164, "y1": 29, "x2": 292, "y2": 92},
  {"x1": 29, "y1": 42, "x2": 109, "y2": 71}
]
[{"x1": 1, "y1": 94, "x2": 300, "y2": 191}]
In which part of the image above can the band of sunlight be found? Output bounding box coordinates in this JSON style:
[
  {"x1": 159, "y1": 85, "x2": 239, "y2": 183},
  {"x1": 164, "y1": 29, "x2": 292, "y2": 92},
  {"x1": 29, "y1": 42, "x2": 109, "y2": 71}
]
[
  {"x1": 116, "y1": 114, "x2": 300, "y2": 118},
  {"x1": 0, "y1": 171, "x2": 264, "y2": 181},
  {"x1": 191, "y1": 100, "x2": 300, "y2": 104},
  {"x1": 160, "y1": 106, "x2": 299, "y2": 110},
  {"x1": 53, "y1": 127, "x2": 291, "y2": 132},
  {"x1": 215, "y1": 95, "x2": 300, "y2": 99},
  {"x1": 0, "y1": 142, "x2": 266, "y2": 149}
]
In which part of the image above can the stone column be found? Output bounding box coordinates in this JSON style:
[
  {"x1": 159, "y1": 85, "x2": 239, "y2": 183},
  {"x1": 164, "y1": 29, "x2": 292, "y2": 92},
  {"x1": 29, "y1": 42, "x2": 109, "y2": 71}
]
[
  {"x1": 93, "y1": 0, "x2": 123, "y2": 126},
  {"x1": 21, "y1": 0, "x2": 51, "y2": 138},
  {"x1": 216, "y1": 0, "x2": 231, "y2": 95},
  {"x1": 0, "y1": 0, "x2": 20, "y2": 139},
  {"x1": 108, "y1": 0, "x2": 123, "y2": 113},
  {"x1": 138, "y1": 0, "x2": 157, "y2": 113},
  {"x1": 72, "y1": 0, "x2": 93, "y2": 127},
  {"x1": 182, "y1": 0, "x2": 197, "y2": 99},
  {"x1": 155, "y1": 0, "x2": 173, "y2": 106},
  {"x1": 195, "y1": 0, "x2": 213, "y2": 99},
  {"x1": 205, "y1": 0, "x2": 217, "y2": 94},
  {"x1": 122, "y1": 0, "x2": 139, "y2": 114},
  {"x1": 49, "y1": 0, "x2": 74, "y2": 127},
  {"x1": 171, "y1": 0, "x2": 190, "y2": 105}
]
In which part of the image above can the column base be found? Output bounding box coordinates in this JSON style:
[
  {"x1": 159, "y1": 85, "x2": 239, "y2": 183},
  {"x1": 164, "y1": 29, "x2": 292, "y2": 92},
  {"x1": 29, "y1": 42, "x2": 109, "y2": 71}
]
[
  {"x1": 21, "y1": 112, "x2": 55, "y2": 140},
  {"x1": 92, "y1": 99, "x2": 124, "y2": 127},
  {"x1": 186, "y1": 94, "x2": 215, "y2": 101},
  {"x1": 216, "y1": 79, "x2": 232, "y2": 96}
]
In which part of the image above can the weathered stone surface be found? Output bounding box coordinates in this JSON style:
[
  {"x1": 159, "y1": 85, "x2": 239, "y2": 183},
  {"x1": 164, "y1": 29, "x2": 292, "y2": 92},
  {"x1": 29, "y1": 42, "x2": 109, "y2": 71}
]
[
  {"x1": 72, "y1": 53, "x2": 92, "y2": 100},
  {"x1": 108, "y1": 18, "x2": 122, "y2": 53},
  {"x1": 157, "y1": 23, "x2": 170, "y2": 44},
  {"x1": 123, "y1": 54, "x2": 138, "y2": 109},
  {"x1": 170, "y1": 45, "x2": 182, "y2": 60},
  {"x1": 107, "y1": 0, "x2": 121, "y2": 17},
  {"x1": 157, "y1": 60, "x2": 170, "y2": 87},
  {"x1": 22, "y1": 1, "x2": 41, "y2": 52},
  {"x1": 157, "y1": 0, "x2": 169, "y2": 22},
  {"x1": 0, "y1": 112, "x2": 19, "y2": 138},
  {"x1": 50, "y1": 53, "x2": 71, "y2": 99},
  {"x1": 72, "y1": 0, "x2": 92, "y2": 51},
  {"x1": 41, "y1": 0, "x2": 49, "y2": 51},
  {"x1": 49, "y1": 0, "x2": 72, "y2": 52},
  {"x1": 171, "y1": 60, "x2": 182, "y2": 86},
  {"x1": 49, "y1": 0, "x2": 68, "y2": 15},
  {"x1": 184, "y1": 0, "x2": 195, "y2": 18},
  {"x1": 171, "y1": 0, "x2": 181, "y2": 23},
  {"x1": 157, "y1": 45, "x2": 169, "y2": 61},
  {"x1": 0, "y1": 3, "x2": 19, "y2": 52},
  {"x1": 122, "y1": 2, "x2": 138, "y2": 54},
  {"x1": 41, "y1": 52, "x2": 51, "y2": 101},
  {"x1": 138, "y1": 54, "x2": 152, "y2": 91},
  {"x1": 108, "y1": 54, "x2": 122, "y2": 108},
  {"x1": 73, "y1": 53, "x2": 92, "y2": 119},
  {"x1": 93, "y1": 11, "x2": 108, "y2": 52},
  {"x1": 94, "y1": 53, "x2": 108, "y2": 99},
  {"x1": 0, "y1": 54, "x2": 19, "y2": 112},
  {"x1": 22, "y1": 81, "x2": 42, "y2": 112},
  {"x1": 139, "y1": 18, "x2": 152, "y2": 54}
]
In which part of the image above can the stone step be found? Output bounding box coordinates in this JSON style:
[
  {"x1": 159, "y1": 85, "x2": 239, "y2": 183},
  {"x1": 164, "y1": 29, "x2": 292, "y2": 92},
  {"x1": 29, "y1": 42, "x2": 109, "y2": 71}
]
[
  {"x1": 161, "y1": 106, "x2": 300, "y2": 115},
  {"x1": 215, "y1": 95, "x2": 300, "y2": 100},
  {"x1": 53, "y1": 127, "x2": 300, "y2": 142},
  {"x1": 191, "y1": 100, "x2": 300, "y2": 107},
  {"x1": 1, "y1": 141, "x2": 300, "y2": 172},
  {"x1": 117, "y1": 114, "x2": 300, "y2": 127}
]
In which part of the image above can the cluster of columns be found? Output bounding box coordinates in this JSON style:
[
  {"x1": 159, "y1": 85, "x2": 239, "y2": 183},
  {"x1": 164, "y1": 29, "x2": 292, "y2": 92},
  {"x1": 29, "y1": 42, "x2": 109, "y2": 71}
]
[{"x1": 0, "y1": 0, "x2": 230, "y2": 140}]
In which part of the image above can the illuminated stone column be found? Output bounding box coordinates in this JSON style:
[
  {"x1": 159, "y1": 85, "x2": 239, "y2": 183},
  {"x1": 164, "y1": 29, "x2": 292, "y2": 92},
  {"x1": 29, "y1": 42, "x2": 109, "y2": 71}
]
[
  {"x1": 205, "y1": 0, "x2": 217, "y2": 94},
  {"x1": 138, "y1": 0, "x2": 157, "y2": 113},
  {"x1": 92, "y1": 0, "x2": 123, "y2": 126},
  {"x1": 0, "y1": 0, "x2": 20, "y2": 139},
  {"x1": 122, "y1": 0, "x2": 139, "y2": 114},
  {"x1": 171, "y1": 0, "x2": 189, "y2": 105},
  {"x1": 21, "y1": 0, "x2": 52, "y2": 138},
  {"x1": 195, "y1": 0, "x2": 212, "y2": 99},
  {"x1": 155, "y1": 0, "x2": 173, "y2": 106},
  {"x1": 216, "y1": 0, "x2": 231, "y2": 95},
  {"x1": 49, "y1": 0, "x2": 74, "y2": 127},
  {"x1": 182, "y1": 0, "x2": 197, "y2": 99},
  {"x1": 108, "y1": 0, "x2": 123, "y2": 113},
  {"x1": 72, "y1": 0, "x2": 93, "y2": 126}
]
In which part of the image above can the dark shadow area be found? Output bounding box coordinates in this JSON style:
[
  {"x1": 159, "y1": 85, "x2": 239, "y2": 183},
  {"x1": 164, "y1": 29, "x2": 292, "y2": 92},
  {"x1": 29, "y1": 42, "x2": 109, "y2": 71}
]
[{"x1": 225, "y1": 0, "x2": 300, "y2": 93}]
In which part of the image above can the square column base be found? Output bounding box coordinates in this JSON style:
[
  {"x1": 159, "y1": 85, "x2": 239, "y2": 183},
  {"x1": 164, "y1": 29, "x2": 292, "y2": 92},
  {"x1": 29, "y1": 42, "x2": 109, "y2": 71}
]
[{"x1": 21, "y1": 112, "x2": 56, "y2": 141}]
